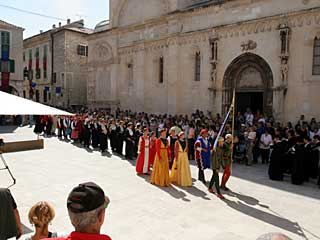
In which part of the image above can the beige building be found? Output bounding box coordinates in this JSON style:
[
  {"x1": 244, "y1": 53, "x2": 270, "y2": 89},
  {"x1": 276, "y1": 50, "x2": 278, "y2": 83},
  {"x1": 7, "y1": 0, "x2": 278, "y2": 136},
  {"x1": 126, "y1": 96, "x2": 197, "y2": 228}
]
[
  {"x1": 23, "y1": 20, "x2": 92, "y2": 108},
  {"x1": 86, "y1": 0, "x2": 320, "y2": 122},
  {"x1": 0, "y1": 20, "x2": 24, "y2": 95}
]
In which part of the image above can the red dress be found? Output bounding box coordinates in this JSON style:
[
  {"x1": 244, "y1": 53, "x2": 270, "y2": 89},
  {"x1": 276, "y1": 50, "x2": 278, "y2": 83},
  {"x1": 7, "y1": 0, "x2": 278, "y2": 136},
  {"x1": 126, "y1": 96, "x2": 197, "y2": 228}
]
[
  {"x1": 149, "y1": 137, "x2": 157, "y2": 166},
  {"x1": 136, "y1": 136, "x2": 151, "y2": 174}
]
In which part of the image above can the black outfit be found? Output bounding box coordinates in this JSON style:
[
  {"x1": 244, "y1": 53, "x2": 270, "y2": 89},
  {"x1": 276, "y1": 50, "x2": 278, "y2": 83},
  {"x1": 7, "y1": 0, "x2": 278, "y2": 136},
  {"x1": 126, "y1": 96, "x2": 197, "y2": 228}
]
[
  {"x1": 99, "y1": 127, "x2": 108, "y2": 152},
  {"x1": 268, "y1": 141, "x2": 285, "y2": 181},
  {"x1": 283, "y1": 137, "x2": 297, "y2": 174},
  {"x1": 116, "y1": 125, "x2": 124, "y2": 155},
  {"x1": 209, "y1": 172, "x2": 221, "y2": 195},
  {"x1": 310, "y1": 142, "x2": 320, "y2": 179},
  {"x1": 303, "y1": 142, "x2": 312, "y2": 181},
  {"x1": 169, "y1": 136, "x2": 177, "y2": 170},
  {"x1": 125, "y1": 128, "x2": 135, "y2": 160},
  {"x1": 0, "y1": 188, "x2": 19, "y2": 240},
  {"x1": 33, "y1": 116, "x2": 43, "y2": 134},
  {"x1": 83, "y1": 124, "x2": 91, "y2": 148},
  {"x1": 109, "y1": 125, "x2": 117, "y2": 151},
  {"x1": 91, "y1": 124, "x2": 100, "y2": 148},
  {"x1": 188, "y1": 138, "x2": 195, "y2": 160},
  {"x1": 291, "y1": 143, "x2": 305, "y2": 185}
]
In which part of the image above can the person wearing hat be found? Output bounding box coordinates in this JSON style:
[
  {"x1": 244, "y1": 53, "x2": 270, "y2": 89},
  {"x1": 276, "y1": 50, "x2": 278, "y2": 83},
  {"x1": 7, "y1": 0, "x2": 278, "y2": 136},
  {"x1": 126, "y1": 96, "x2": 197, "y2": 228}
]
[
  {"x1": 194, "y1": 129, "x2": 211, "y2": 184},
  {"x1": 221, "y1": 134, "x2": 233, "y2": 191},
  {"x1": 170, "y1": 132, "x2": 192, "y2": 187},
  {"x1": 209, "y1": 137, "x2": 225, "y2": 199},
  {"x1": 45, "y1": 182, "x2": 111, "y2": 240},
  {"x1": 151, "y1": 128, "x2": 170, "y2": 187}
]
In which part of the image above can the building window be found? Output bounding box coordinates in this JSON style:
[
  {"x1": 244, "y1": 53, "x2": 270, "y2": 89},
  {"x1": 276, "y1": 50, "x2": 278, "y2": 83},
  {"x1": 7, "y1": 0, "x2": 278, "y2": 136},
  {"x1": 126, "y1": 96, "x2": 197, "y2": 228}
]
[
  {"x1": 159, "y1": 56, "x2": 164, "y2": 83},
  {"x1": 77, "y1": 45, "x2": 88, "y2": 56},
  {"x1": 1, "y1": 31, "x2": 10, "y2": 45},
  {"x1": 23, "y1": 52, "x2": 25, "y2": 62},
  {"x1": 29, "y1": 49, "x2": 32, "y2": 59},
  {"x1": 313, "y1": 37, "x2": 320, "y2": 75},
  {"x1": 128, "y1": 63, "x2": 133, "y2": 87},
  {"x1": 36, "y1": 69, "x2": 41, "y2": 79},
  {"x1": 43, "y1": 45, "x2": 47, "y2": 79},
  {"x1": 43, "y1": 89, "x2": 47, "y2": 103},
  {"x1": 35, "y1": 48, "x2": 40, "y2": 58},
  {"x1": 52, "y1": 72, "x2": 57, "y2": 84},
  {"x1": 0, "y1": 60, "x2": 14, "y2": 73},
  {"x1": 35, "y1": 90, "x2": 40, "y2": 102},
  {"x1": 195, "y1": 52, "x2": 201, "y2": 81}
]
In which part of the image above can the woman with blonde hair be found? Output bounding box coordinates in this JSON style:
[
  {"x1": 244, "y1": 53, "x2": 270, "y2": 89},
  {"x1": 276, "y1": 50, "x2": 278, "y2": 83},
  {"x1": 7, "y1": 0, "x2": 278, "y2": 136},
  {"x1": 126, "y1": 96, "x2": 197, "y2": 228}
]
[{"x1": 26, "y1": 201, "x2": 57, "y2": 240}]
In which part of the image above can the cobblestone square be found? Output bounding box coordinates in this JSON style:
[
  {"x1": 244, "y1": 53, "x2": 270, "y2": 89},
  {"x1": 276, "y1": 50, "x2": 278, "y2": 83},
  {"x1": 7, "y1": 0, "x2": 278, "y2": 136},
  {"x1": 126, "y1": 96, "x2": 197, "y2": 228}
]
[{"x1": 1, "y1": 127, "x2": 320, "y2": 240}]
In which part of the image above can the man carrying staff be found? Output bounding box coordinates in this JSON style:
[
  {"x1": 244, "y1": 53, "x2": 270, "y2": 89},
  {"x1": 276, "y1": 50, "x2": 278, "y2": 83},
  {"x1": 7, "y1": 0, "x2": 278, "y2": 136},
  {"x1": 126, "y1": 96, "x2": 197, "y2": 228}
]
[
  {"x1": 194, "y1": 129, "x2": 211, "y2": 184},
  {"x1": 221, "y1": 134, "x2": 233, "y2": 191}
]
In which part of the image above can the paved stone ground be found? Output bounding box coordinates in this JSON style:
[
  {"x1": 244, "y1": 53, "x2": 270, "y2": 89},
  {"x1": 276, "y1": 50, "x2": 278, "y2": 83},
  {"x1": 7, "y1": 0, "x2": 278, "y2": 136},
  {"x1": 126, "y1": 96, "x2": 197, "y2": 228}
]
[{"x1": 0, "y1": 126, "x2": 320, "y2": 240}]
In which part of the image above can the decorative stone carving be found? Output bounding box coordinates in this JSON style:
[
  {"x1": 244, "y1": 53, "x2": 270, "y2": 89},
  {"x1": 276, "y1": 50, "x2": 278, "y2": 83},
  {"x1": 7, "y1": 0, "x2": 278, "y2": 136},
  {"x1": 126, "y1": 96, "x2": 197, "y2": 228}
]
[
  {"x1": 241, "y1": 40, "x2": 257, "y2": 52},
  {"x1": 278, "y1": 23, "x2": 290, "y2": 86}
]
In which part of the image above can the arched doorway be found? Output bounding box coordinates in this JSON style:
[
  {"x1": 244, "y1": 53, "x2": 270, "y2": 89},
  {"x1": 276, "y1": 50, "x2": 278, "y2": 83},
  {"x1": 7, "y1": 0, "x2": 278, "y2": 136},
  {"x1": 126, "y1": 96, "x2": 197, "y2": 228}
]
[{"x1": 222, "y1": 53, "x2": 274, "y2": 116}]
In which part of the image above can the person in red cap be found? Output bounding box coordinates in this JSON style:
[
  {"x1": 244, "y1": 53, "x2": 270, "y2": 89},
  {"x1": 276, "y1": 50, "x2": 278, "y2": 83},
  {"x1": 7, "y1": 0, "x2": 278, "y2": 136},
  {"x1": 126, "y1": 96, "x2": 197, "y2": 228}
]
[
  {"x1": 194, "y1": 129, "x2": 211, "y2": 184},
  {"x1": 44, "y1": 182, "x2": 111, "y2": 240}
]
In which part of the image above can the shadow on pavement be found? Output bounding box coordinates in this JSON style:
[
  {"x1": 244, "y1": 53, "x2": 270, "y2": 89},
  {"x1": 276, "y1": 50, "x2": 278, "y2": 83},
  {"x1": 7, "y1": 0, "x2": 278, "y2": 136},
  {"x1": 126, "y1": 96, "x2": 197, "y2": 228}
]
[
  {"x1": 232, "y1": 164, "x2": 320, "y2": 200},
  {"x1": 223, "y1": 198, "x2": 307, "y2": 239},
  {"x1": 176, "y1": 185, "x2": 211, "y2": 200},
  {"x1": 0, "y1": 126, "x2": 18, "y2": 134}
]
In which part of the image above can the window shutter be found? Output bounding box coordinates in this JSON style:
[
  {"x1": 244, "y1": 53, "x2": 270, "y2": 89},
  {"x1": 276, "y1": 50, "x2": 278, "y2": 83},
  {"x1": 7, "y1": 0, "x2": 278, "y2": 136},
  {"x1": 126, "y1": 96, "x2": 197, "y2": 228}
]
[
  {"x1": 10, "y1": 60, "x2": 15, "y2": 73},
  {"x1": 85, "y1": 46, "x2": 88, "y2": 56},
  {"x1": 77, "y1": 45, "x2": 81, "y2": 55}
]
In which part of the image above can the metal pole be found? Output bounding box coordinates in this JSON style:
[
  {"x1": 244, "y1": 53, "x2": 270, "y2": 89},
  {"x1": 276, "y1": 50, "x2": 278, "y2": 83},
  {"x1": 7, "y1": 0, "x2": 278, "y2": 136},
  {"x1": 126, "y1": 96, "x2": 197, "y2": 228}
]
[{"x1": 0, "y1": 152, "x2": 16, "y2": 188}]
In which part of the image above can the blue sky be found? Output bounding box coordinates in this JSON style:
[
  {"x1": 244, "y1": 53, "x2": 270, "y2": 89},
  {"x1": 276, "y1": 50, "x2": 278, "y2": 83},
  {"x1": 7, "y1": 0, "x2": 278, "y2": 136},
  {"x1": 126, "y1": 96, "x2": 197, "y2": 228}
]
[{"x1": 0, "y1": 0, "x2": 109, "y2": 38}]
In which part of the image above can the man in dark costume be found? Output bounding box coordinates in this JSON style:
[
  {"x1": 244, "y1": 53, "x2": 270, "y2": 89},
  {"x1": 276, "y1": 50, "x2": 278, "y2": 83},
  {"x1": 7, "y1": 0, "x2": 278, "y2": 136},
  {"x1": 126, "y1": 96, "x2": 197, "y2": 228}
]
[
  {"x1": 109, "y1": 119, "x2": 117, "y2": 152},
  {"x1": 125, "y1": 123, "x2": 135, "y2": 160},
  {"x1": 115, "y1": 121, "x2": 125, "y2": 155},
  {"x1": 291, "y1": 137, "x2": 305, "y2": 185},
  {"x1": 303, "y1": 136, "x2": 312, "y2": 182},
  {"x1": 268, "y1": 135, "x2": 285, "y2": 181},
  {"x1": 99, "y1": 120, "x2": 108, "y2": 153},
  {"x1": 91, "y1": 120, "x2": 100, "y2": 149}
]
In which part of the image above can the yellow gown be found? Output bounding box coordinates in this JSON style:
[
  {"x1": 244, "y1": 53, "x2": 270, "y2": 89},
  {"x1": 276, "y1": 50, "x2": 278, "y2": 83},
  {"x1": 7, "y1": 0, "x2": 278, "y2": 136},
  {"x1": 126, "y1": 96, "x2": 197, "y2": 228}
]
[
  {"x1": 170, "y1": 141, "x2": 192, "y2": 187},
  {"x1": 150, "y1": 139, "x2": 170, "y2": 187}
]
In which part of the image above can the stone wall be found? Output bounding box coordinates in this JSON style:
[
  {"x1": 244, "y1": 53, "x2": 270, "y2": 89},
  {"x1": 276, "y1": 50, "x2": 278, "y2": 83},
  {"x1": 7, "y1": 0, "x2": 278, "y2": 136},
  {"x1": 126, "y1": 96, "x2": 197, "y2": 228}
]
[{"x1": 88, "y1": 0, "x2": 320, "y2": 121}]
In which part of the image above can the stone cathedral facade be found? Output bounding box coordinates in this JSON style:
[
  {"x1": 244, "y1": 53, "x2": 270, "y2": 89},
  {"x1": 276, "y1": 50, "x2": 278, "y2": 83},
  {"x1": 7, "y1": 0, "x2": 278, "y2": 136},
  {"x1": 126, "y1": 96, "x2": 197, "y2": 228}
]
[{"x1": 87, "y1": 0, "x2": 320, "y2": 122}]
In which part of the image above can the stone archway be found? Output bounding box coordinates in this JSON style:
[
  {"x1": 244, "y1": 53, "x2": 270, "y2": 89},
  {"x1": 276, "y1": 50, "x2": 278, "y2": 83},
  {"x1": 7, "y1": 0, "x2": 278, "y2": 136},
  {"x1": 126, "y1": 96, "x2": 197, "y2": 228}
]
[{"x1": 222, "y1": 53, "x2": 274, "y2": 116}]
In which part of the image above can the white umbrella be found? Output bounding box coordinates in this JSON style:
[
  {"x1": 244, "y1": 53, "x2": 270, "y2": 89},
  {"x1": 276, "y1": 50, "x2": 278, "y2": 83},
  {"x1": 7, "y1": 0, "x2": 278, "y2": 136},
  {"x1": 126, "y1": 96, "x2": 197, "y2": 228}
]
[{"x1": 0, "y1": 91, "x2": 74, "y2": 116}]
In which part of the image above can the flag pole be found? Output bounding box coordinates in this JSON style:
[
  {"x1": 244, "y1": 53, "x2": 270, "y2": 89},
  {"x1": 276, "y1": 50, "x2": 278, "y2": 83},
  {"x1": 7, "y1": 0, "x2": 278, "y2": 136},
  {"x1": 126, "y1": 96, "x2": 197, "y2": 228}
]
[{"x1": 230, "y1": 89, "x2": 236, "y2": 161}]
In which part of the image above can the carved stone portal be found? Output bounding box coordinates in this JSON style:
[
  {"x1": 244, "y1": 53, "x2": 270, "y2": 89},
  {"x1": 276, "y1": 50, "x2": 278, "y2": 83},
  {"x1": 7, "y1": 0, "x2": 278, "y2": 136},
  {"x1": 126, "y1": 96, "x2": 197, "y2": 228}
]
[{"x1": 241, "y1": 40, "x2": 257, "y2": 52}]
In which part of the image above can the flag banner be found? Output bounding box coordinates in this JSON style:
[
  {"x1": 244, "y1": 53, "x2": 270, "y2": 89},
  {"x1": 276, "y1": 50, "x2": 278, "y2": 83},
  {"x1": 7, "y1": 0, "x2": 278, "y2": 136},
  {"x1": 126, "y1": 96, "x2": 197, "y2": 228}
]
[
  {"x1": 31, "y1": 82, "x2": 37, "y2": 88},
  {"x1": 55, "y1": 87, "x2": 62, "y2": 94},
  {"x1": 44, "y1": 86, "x2": 50, "y2": 92}
]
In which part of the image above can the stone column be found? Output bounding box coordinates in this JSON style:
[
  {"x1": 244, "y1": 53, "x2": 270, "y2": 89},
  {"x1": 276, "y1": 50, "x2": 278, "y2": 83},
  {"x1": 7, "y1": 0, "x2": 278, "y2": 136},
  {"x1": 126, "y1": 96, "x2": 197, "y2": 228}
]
[{"x1": 166, "y1": 39, "x2": 179, "y2": 114}]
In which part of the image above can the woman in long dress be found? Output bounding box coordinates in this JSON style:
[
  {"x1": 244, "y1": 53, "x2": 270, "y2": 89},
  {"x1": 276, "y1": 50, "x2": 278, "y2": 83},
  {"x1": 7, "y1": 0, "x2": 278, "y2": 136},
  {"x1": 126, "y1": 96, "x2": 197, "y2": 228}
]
[
  {"x1": 149, "y1": 131, "x2": 157, "y2": 168},
  {"x1": 151, "y1": 128, "x2": 170, "y2": 187},
  {"x1": 170, "y1": 132, "x2": 192, "y2": 187},
  {"x1": 136, "y1": 128, "x2": 151, "y2": 174}
]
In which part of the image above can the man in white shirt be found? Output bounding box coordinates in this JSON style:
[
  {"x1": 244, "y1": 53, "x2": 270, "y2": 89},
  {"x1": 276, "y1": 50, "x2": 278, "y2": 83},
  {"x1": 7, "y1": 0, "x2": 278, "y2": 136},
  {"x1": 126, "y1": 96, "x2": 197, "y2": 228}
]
[{"x1": 259, "y1": 129, "x2": 273, "y2": 164}]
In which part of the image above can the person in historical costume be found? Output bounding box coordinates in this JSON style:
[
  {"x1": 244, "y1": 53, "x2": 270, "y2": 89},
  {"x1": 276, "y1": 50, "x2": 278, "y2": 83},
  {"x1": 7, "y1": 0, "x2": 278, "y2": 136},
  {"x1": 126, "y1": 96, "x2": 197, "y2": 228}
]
[
  {"x1": 71, "y1": 118, "x2": 79, "y2": 141},
  {"x1": 76, "y1": 116, "x2": 84, "y2": 144},
  {"x1": 170, "y1": 132, "x2": 192, "y2": 187},
  {"x1": 115, "y1": 121, "x2": 125, "y2": 155},
  {"x1": 125, "y1": 123, "x2": 135, "y2": 160},
  {"x1": 221, "y1": 134, "x2": 233, "y2": 191},
  {"x1": 291, "y1": 137, "x2": 305, "y2": 185},
  {"x1": 63, "y1": 117, "x2": 72, "y2": 140},
  {"x1": 83, "y1": 118, "x2": 91, "y2": 148},
  {"x1": 187, "y1": 123, "x2": 196, "y2": 160},
  {"x1": 303, "y1": 136, "x2": 312, "y2": 182},
  {"x1": 136, "y1": 128, "x2": 151, "y2": 174},
  {"x1": 149, "y1": 131, "x2": 157, "y2": 167},
  {"x1": 208, "y1": 137, "x2": 225, "y2": 199},
  {"x1": 150, "y1": 128, "x2": 171, "y2": 187},
  {"x1": 109, "y1": 119, "x2": 117, "y2": 152},
  {"x1": 310, "y1": 135, "x2": 320, "y2": 185},
  {"x1": 91, "y1": 120, "x2": 100, "y2": 148},
  {"x1": 134, "y1": 124, "x2": 143, "y2": 158},
  {"x1": 168, "y1": 128, "x2": 178, "y2": 170},
  {"x1": 268, "y1": 135, "x2": 285, "y2": 181},
  {"x1": 194, "y1": 129, "x2": 211, "y2": 184},
  {"x1": 99, "y1": 120, "x2": 109, "y2": 153}
]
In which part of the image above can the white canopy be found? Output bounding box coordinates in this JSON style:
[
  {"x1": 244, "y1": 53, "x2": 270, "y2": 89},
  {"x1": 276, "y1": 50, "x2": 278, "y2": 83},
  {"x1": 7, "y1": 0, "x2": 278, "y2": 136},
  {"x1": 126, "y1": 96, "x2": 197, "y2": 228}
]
[{"x1": 0, "y1": 91, "x2": 74, "y2": 116}]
